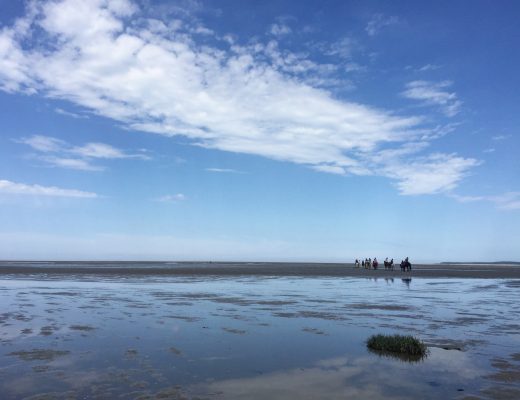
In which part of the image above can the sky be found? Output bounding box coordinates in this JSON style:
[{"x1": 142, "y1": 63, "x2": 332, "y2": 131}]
[{"x1": 0, "y1": 0, "x2": 519, "y2": 262}]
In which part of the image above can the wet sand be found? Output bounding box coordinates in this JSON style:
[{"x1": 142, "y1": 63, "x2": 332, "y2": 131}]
[
  {"x1": 1, "y1": 274, "x2": 519, "y2": 399},
  {"x1": 1, "y1": 262, "x2": 520, "y2": 278}
]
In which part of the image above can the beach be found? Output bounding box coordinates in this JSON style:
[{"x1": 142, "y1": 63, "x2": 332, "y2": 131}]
[
  {"x1": 1, "y1": 261, "x2": 520, "y2": 279},
  {"x1": 1, "y1": 263, "x2": 520, "y2": 399}
]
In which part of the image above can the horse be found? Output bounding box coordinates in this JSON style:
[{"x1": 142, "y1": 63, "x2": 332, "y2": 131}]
[
  {"x1": 401, "y1": 260, "x2": 412, "y2": 272},
  {"x1": 384, "y1": 259, "x2": 394, "y2": 270}
]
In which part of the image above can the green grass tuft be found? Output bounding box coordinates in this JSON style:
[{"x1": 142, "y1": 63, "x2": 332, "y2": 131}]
[{"x1": 367, "y1": 334, "x2": 428, "y2": 358}]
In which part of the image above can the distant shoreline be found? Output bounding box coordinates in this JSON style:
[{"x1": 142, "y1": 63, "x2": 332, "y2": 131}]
[{"x1": 1, "y1": 262, "x2": 520, "y2": 279}]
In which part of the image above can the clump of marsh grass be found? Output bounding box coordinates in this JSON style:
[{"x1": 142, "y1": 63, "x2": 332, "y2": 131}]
[{"x1": 367, "y1": 334, "x2": 428, "y2": 361}]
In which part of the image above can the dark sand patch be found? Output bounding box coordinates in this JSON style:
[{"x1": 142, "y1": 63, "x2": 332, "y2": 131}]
[
  {"x1": 272, "y1": 310, "x2": 346, "y2": 320},
  {"x1": 132, "y1": 386, "x2": 187, "y2": 400},
  {"x1": 8, "y1": 349, "x2": 70, "y2": 361},
  {"x1": 481, "y1": 386, "x2": 520, "y2": 399},
  {"x1": 69, "y1": 325, "x2": 95, "y2": 331},
  {"x1": 21, "y1": 391, "x2": 77, "y2": 400},
  {"x1": 272, "y1": 312, "x2": 298, "y2": 318},
  {"x1": 169, "y1": 347, "x2": 182, "y2": 356},
  {"x1": 164, "y1": 315, "x2": 201, "y2": 322},
  {"x1": 299, "y1": 310, "x2": 345, "y2": 320},
  {"x1": 486, "y1": 370, "x2": 520, "y2": 383},
  {"x1": 33, "y1": 365, "x2": 51, "y2": 373},
  {"x1": 1, "y1": 312, "x2": 32, "y2": 323},
  {"x1": 305, "y1": 299, "x2": 338, "y2": 304},
  {"x1": 131, "y1": 380, "x2": 150, "y2": 389},
  {"x1": 454, "y1": 316, "x2": 490, "y2": 324},
  {"x1": 302, "y1": 327, "x2": 327, "y2": 335},
  {"x1": 125, "y1": 349, "x2": 139, "y2": 358},
  {"x1": 37, "y1": 291, "x2": 81, "y2": 296},
  {"x1": 504, "y1": 280, "x2": 520, "y2": 288},
  {"x1": 40, "y1": 325, "x2": 59, "y2": 336},
  {"x1": 222, "y1": 327, "x2": 246, "y2": 335},
  {"x1": 348, "y1": 303, "x2": 413, "y2": 311},
  {"x1": 255, "y1": 300, "x2": 297, "y2": 306},
  {"x1": 486, "y1": 357, "x2": 520, "y2": 383}
]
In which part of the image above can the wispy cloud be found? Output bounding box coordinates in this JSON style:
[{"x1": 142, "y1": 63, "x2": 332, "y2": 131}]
[
  {"x1": 154, "y1": 194, "x2": 186, "y2": 203},
  {"x1": 450, "y1": 192, "x2": 520, "y2": 211},
  {"x1": 55, "y1": 107, "x2": 88, "y2": 119},
  {"x1": 483, "y1": 148, "x2": 495, "y2": 153},
  {"x1": 0, "y1": 179, "x2": 97, "y2": 198},
  {"x1": 365, "y1": 14, "x2": 399, "y2": 36},
  {"x1": 402, "y1": 80, "x2": 462, "y2": 117},
  {"x1": 344, "y1": 62, "x2": 366, "y2": 73},
  {"x1": 321, "y1": 37, "x2": 356, "y2": 59},
  {"x1": 383, "y1": 154, "x2": 480, "y2": 195},
  {"x1": 0, "y1": 0, "x2": 478, "y2": 195},
  {"x1": 38, "y1": 156, "x2": 105, "y2": 171},
  {"x1": 492, "y1": 134, "x2": 511, "y2": 141},
  {"x1": 18, "y1": 135, "x2": 65, "y2": 152},
  {"x1": 17, "y1": 135, "x2": 148, "y2": 171},
  {"x1": 418, "y1": 64, "x2": 441, "y2": 72},
  {"x1": 269, "y1": 23, "x2": 291, "y2": 36},
  {"x1": 71, "y1": 142, "x2": 145, "y2": 159},
  {"x1": 205, "y1": 168, "x2": 244, "y2": 174}
]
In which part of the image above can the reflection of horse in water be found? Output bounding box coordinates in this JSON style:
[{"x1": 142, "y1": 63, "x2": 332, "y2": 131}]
[
  {"x1": 400, "y1": 259, "x2": 412, "y2": 272},
  {"x1": 384, "y1": 259, "x2": 394, "y2": 270},
  {"x1": 402, "y1": 278, "x2": 412, "y2": 287}
]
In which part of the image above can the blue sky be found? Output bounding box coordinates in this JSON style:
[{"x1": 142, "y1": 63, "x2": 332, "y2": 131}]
[{"x1": 0, "y1": 0, "x2": 519, "y2": 262}]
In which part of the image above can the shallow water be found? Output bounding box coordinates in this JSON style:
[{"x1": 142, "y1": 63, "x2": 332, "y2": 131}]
[{"x1": 0, "y1": 275, "x2": 519, "y2": 399}]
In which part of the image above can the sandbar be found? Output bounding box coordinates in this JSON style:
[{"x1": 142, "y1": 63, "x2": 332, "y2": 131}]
[{"x1": 1, "y1": 262, "x2": 520, "y2": 278}]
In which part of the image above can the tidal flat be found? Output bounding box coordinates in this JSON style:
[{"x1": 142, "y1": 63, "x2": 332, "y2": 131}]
[{"x1": 1, "y1": 273, "x2": 519, "y2": 399}]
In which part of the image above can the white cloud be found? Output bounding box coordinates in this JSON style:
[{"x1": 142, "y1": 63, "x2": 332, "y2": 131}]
[
  {"x1": 206, "y1": 168, "x2": 243, "y2": 174},
  {"x1": 344, "y1": 62, "x2": 366, "y2": 73},
  {"x1": 320, "y1": 37, "x2": 356, "y2": 59},
  {"x1": 72, "y1": 142, "x2": 136, "y2": 159},
  {"x1": 418, "y1": 64, "x2": 441, "y2": 72},
  {"x1": 492, "y1": 134, "x2": 511, "y2": 141},
  {"x1": 55, "y1": 107, "x2": 89, "y2": 119},
  {"x1": 365, "y1": 14, "x2": 399, "y2": 36},
  {"x1": 383, "y1": 154, "x2": 480, "y2": 195},
  {"x1": 17, "y1": 135, "x2": 148, "y2": 170},
  {"x1": 269, "y1": 23, "x2": 291, "y2": 36},
  {"x1": 402, "y1": 80, "x2": 462, "y2": 117},
  {"x1": 155, "y1": 193, "x2": 186, "y2": 202},
  {"x1": 0, "y1": 179, "x2": 98, "y2": 198},
  {"x1": 483, "y1": 148, "x2": 495, "y2": 153},
  {"x1": 192, "y1": 25, "x2": 214, "y2": 35},
  {"x1": 18, "y1": 135, "x2": 66, "y2": 152},
  {"x1": 0, "y1": 0, "x2": 478, "y2": 195},
  {"x1": 311, "y1": 165, "x2": 347, "y2": 175},
  {"x1": 39, "y1": 155, "x2": 104, "y2": 171},
  {"x1": 450, "y1": 192, "x2": 520, "y2": 211}
]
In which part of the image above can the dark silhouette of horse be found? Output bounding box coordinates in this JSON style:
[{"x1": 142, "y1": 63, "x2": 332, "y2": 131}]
[{"x1": 400, "y1": 258, "x2": 412, "y2": 272}]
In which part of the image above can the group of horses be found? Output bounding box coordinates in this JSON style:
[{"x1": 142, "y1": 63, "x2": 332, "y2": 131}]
[{"x1": 355, "y1": 258, "x2": 412, "y2": 271}]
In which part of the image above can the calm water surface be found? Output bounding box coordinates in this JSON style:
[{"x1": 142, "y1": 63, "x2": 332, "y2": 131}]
[{"x1": 1, "y1": 274, "x2": 519, "y2": 399}]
